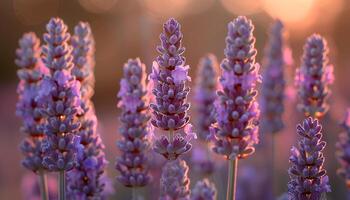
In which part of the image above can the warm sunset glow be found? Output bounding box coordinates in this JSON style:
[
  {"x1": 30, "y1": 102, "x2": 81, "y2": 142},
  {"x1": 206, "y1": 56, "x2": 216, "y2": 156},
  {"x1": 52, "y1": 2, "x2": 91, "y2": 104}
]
[
  {"x1": 78, "y1": 0, "x2": 118, "y2": 14},
  {"x1": 139, "y1": 0, "x2": 189, "y2": 19},
  {"x1": 220, "y1": 0, "x2": 263, "y2": 15}
]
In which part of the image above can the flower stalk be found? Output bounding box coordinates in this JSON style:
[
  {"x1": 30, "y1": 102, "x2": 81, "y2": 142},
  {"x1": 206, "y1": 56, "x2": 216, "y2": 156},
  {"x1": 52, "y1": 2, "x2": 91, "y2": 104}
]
[{"x1": 227, "y1": 158, "x2": 238, "y2": 200}]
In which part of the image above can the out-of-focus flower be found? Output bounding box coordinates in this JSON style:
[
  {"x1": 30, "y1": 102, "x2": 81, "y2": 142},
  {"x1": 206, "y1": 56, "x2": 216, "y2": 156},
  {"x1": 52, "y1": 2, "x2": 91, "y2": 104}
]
[
  {"x1": 39, "y1": 17, "x2": 82, "y2": 171},
  {"x1": 260, "y1": 20, "x2": 286, "y2": 134},
  {"x1": 15, "y1": 32, "x2": 48, "y2": 172},
  {"x1": 211, "y1": 16, "x2": 261, "y2": 160},
  {"x1": 21, "y1": 173, "x2": 58, "y2": 200},
  {"x1": 66, "y1": 22, "x2": 109, "y2": 199},
  {"x1": 191, "y1": 146, "x2": 215, "y2": 175},
  {"x1": 116, "y1": 58, "x2": 152, "y2": 187},
  {"x1": 150, "y1": 18, "x2": 194, "y2": 160},
  {"x1": 191, "y1": 178, "x2": 217, "y2": 200},
  {"x1": 288, "y1": 117, "x2": 331, "y2": 199},
  {"x1": 295, "y1": 34, "x2": 333, "y2": 119},
  {"x1": 160, "y1": 159, "x2": 190, "y2": 200},
  {"x1": 336, "y1": 109, "x2": 350, "y2": 188}
]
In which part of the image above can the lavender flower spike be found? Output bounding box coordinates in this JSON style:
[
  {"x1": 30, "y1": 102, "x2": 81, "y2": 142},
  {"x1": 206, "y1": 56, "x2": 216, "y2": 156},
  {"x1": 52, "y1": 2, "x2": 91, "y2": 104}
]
[
  {"x1": 195, "y1": 54, "x2": 219, "y2": 141},
  {"x1": 211, "y1": 16, "x2": 261, "y2": 160},
  {"x1": 336, "y1": 109, "x2": 350, "y2": 188},
  {"x1": 16, "y1": 32, "x2": 48, "y2": 172},
  {"x1": 39, "y1": 17, "x2": 82, "y2": 172},
  {"x1": 260, "y1": 20, "x2": 286, "y2": 134},
  {"x1": 160, "y1": 159, "x2": 190, "y2": 200},
  {"x1": 67, "y1": 22, "x2": 108, "y2": 199},
  {"x1": 116, "y1": 58, "x2": 152, "y2": 187},
  {"x1": 295, "y1": 34, "x2": 333, "y2": 118},
  {"x1": 288, "y1": 117, "x2": 331, "y2": 199},
  {"x1": 150, "y1": 18, "x2": 195, "y2": 160},
  {"x1": 191, "y1": 179, "x2": 217, "y2": 200}
]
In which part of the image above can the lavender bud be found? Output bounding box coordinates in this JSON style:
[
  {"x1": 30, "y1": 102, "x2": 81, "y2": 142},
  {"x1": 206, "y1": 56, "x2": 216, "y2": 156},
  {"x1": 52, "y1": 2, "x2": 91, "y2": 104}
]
[
  {"x1": 295, "y1": 34, "x2": 333, "y2": 118},
  {"x1": 288, "y1": 117, "x2": 331, "y2": 199},
  {"x1": 336, "y1": 109, "x2": 350, "y2": 188},
  {"x1": 211, "y1": 16, "x2": 261, "y2": 159},
  {"x1": 191, "y1": 179, "x2": 217, "y2": 200}
]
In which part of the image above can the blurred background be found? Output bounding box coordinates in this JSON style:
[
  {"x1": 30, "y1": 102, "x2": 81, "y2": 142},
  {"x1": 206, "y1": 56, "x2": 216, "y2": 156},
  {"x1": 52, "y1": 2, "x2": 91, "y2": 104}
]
[{"x1": 1, "y1": 0, "x2": 350, "y2": 199}]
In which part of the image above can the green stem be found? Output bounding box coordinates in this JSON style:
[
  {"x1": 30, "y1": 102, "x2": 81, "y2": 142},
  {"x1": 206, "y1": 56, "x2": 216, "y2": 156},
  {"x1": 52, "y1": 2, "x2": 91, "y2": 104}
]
[
  {"x1": 59, "y1": 171, "x2": 66, "y2": 200},
  {"x1": 132, "y1": 187, "x2": 137, "y2": 200},
  {"x1": 38, "y1": 170, "x2": 49, "y2": 200},
  {"x1": 227, "y1": 158, "x2": 238, "y2": 200},
  {"x1": 169, "y1": 129, "x2": 174, "y2": 143},
  {"x1": 272, "y1": 134, "x2": 275, "y2": 198}
]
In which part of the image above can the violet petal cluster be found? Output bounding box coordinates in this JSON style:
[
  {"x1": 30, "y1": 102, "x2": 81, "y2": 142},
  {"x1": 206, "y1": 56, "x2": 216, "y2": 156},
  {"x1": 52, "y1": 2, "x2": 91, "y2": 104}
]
[
  {"x1": 194, "y1": 54, "x2": 219, "y2": 141},
  {"x1": 336, "y1": 109, "x2": 350, "y2": 188},
  {"x1": 150, "y1": 18, "x2": 195, "y2": 160},
  {"x1": 288, "y1": 117, "x2": 331, "y2": 199},
  {"x1": 211, "y1": 16, "x2": 261, "y2": 159},
  {"x1": 260, "y1": 20, "x2": 286, "y2": 134},
  {"x1": 66, "y1": 22, "x2": 108, "y2": 198},
  {"x1": 295, "y1": 34, "x2": 333, "y2": 118},
  {"x1": 15, "y1": 32, "x2": 48, "y2": 172},
  {"x1": 160, "y1": 159, "x2": 190, "y2": 200},
  {"x1": 191, "y1": 179, "x2": 217, "y2": 200},
  {"x1": 39, "y1": 18, "x2": 83, "y2": 171},
  {"x1": 116, "y1": 58, "x2": 152, "y2": 187}
]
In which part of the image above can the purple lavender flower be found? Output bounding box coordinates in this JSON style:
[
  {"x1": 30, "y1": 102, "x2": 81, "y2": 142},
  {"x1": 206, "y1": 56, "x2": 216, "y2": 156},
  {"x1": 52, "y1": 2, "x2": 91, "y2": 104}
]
[
  {"x1": 191, "y1": 145, "x2": 215, "y2": 175},
  {"x1": 39, "y1": 18, "x2": 82, "y2": 172},
  {"x1": 191, "y1": 179, "x2": 217, "y2": 200},
  {"x1": 210, "y1": 16, "x2": 261, "y2": 159},
  {"x1": 336, "y1": 109, "x2": 350, "y2": 188},
  {"x1": 195, "y1": 54, "x2": 219, "y2": 141},
  {"x1": 149, "y1": 18, "x2": 195, "y2": 160},
  {"x1": 288, "y1": 117, "x2": 331, "y2": 199},
  {"x1": 116, "y1": 58, "x2": 152, "y2": 187},
  {"x1": 260, "y1": 20, "x2": 286, "y2": 134},
  {"x1": 295, "y1": 34, "x2": 333, "y2": 119},
  {"x1": 66, "y1": 22, "x2": 108, "y2": 198},
  {"x1": 160, "y1": 159, "x2": 190, "y2": 200},
  {"x1": 15, "y1": 32, "x2": 48, "y2": 172}
]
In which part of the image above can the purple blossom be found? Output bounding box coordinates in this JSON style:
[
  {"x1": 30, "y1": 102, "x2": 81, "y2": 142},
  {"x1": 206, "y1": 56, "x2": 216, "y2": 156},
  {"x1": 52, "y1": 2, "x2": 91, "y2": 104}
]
[
  {"x1": 260, "y1": 20, "x2": 286, "y2": 134},
  {"x1": 191, "y1": 179, "x2": 217, "y2": 200},
  {"x1": 150, "y1": 18, "x2": 193, "y2": 160},
  {"x1": 15, "y1": 32, "x2": 48, "y2": 172},
  {"x1": 194, "y1": 54, "x2": 219, "y2": 141},
  {"x1": 211, "y1": 16, "x2": 261, "y2": 159},
  {"x1": 295, "y1": 34, "x2": 333, "y2": 118},
  {"x1": 160, "y1": 159, "x2": 190, "y2": 200},
  {"x1": 66, "y1": 22, "x2": 108, "y2": 198},
  {"x1": 191, "y1": 146, "x2": 216, "y2": 175},
  {"x1": 39, "y1": 18, "x2": 83, "y2": 172},
  {"x1": 288, "y1": 117, "x2": 331, "y2": 199},
  {"x1": 336, "y1": 108, "x2": 350, "y2": 188},
  {"x1": 116, "y1": 58, "x2": 152, "y2": 187}
]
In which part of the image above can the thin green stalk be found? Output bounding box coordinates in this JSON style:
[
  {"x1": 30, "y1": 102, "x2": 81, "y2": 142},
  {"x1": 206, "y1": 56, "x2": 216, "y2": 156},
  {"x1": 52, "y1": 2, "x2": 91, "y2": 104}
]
[
  {"x1": 38, "y1": 170, "x2": 49, "y2": 200},
  {"x1": 132, "y1": 187, "x2": 137, "y2": 200},
  {"x1": 59, "y1": 171, "x2": 66, "y2": 200},
  {"x1": 227, "y1": 158, "x2": 238, "y2": 200},
  {"x1": 169, "y1": 129, "x2": 174, "y2": 143}
]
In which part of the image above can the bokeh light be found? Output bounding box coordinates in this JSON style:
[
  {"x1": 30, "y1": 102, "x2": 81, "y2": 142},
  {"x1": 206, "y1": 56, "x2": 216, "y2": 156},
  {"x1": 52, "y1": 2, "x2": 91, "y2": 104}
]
[
  {"x1": 220, "y1": 0, "x2": 263, "y2": 15},
  {"x1": 78, "y1": 0, "x2": 118, "y2": 14}
]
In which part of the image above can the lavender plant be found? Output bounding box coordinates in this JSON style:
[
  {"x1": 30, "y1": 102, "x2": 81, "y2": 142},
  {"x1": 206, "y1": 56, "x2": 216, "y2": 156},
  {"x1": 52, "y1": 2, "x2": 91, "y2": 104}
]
[
  {"x1": 149, "y1": 18, "x2": 195, "y2": 160},
  {"x1": 116, "y1": 58, "x2": 152, "y2": 190},
  {"x1": 260, "y1": 20, "x2": 286, "y2": 134},
  {"x1": 66, "y1": 22, "x2": 108, "y2": 199},
  {"x1": 210, "y1": 16, "x2": 261, "y2": 200},
  {"x1": 39, "y1": 18, "x2": 82, "y2": 200},
  {"x1": 288, "y1": 117, "x2": 331, "y2": 199},
  {"x1": 295, "y1": 34, "x2": 333, "y2": 119},
  {"x1": 160, "y1": 159, "x2": 190, "y2": 200},
  {"x1": 336, "y1": 109, "x2": 350, "y2": 188},
  {"x1": 15, "y1": 32, "x2": 49, "y2": 200},
  {"x1": 191, "y1": 179, "x2": 217, "y2": 200}
]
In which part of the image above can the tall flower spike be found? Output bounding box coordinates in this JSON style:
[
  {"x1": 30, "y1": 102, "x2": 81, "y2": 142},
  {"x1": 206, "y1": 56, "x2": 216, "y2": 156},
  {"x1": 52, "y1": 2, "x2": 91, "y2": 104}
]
[
  {"x1": 191, "y1": 179, "x2": 217, "y2": 200},
  {"x1": 211, "y1": 16, "x2": 261, "y2": 159},
  {"x1": 39, "y1": 18, "x2": 82, "y2": 172},
  {"x1": 160, "y1": 159, "x2": 190, "y2": 200},
  {"x1": 116, "y1": 58, "x2": 152, "y2": 187},
  {"x1": 66, "y1": 22, "x2": 108, "y2": 198},
  {"x1": 336, "y1": 109, "x2": 350, "y2": 188},
  {"x1": 288, "y1": 117, "x2": 331, "y2": 199},
  {"x1": 15, "y1": 32, "x2": 48, "y2": 172},
  {"x1": 195, "y1": 54, "x2": 219, "y2": 141},
  {"x1": 295, "y1": 34, "x2": 333, "y2": 118},
  {"x1": 150, "y1": 18, "x2": 195, "y2": 160},
  {"x1": 260, "y1": 20, "x2": 286, "y2": 134}
]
